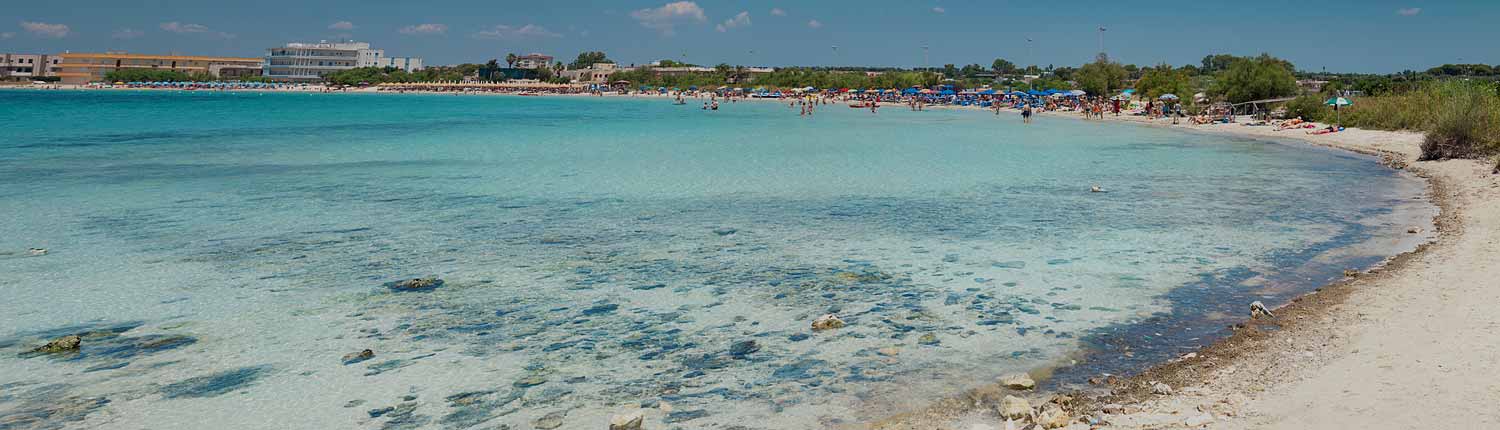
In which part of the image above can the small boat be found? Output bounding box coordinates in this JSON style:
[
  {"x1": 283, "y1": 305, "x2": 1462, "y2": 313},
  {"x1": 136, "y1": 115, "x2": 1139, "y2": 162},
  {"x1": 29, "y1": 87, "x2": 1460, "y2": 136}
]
[{"x1": 517, "y1": 92, "x2": 539, "y2": 96}]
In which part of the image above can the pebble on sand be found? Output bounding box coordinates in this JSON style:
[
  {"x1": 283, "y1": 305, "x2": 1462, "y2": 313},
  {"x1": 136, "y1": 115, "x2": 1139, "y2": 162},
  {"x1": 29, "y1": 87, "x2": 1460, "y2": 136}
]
[{"x1": 999, "y1": 395, "x2": 1031, "y2": 420}]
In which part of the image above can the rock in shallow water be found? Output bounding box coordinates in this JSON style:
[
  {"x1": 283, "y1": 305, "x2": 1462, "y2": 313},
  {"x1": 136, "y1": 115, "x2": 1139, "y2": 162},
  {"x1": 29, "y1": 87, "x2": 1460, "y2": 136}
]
[
  {"x1": 609, "y1": 409, "x2": 645, "y2": 430},
  {"x1": 386, "y1": 277, "x2": 443, "y2": 291},
  {"x1": 727, "y1": 340, "x2": 760, "y2": 358},
  {"x1": 811, "y1": 314, "x2": 845, "y2": 331},
  {"x1": 998, "y1": 373, "x2": 1035, "y2": 390},
  {"x1": 342, "y1": 349, "x2": 375, "y2": 365},
  {"x1": 533, "y1": 411, "x2": 567, "y2": 429},
  {"x1": 30, "y1": 334, "x2": 81, "y2": 354},
  {"x1": 917, "y1": 333, "x2": 940, "y2": 346}
]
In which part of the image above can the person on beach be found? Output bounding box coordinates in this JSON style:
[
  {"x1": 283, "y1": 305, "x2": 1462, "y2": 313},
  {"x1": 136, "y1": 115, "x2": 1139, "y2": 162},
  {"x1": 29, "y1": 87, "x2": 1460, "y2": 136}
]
[{"x1": 1022, "y1": 105, "x2": 1033, "y2": 124}]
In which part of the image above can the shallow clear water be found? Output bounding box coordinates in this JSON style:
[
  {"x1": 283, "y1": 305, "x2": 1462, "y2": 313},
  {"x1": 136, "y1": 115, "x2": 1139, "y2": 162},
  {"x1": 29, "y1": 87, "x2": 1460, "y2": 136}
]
[{"x1": 0, "y1": 90, "x2": 1432, "y2": 429}]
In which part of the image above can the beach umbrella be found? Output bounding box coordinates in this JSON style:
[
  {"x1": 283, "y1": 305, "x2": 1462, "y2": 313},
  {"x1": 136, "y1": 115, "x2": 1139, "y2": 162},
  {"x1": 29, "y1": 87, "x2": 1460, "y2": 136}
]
[
  {"x1": 940, "y1": 89, "x2": 956, "y2": 96},
  {"x1": 979, "y1": 89, "x2": 996, "y2": 95},
  {"x1": 1325, "y1": 97, "x2": 1352, "y2": 124},
  {"x1": 1159, "y1": 93, "x2": 1179, "y2": 101},
  {"x1": 1068, "y1": 89, "x2": 1087, "y2": 96}
]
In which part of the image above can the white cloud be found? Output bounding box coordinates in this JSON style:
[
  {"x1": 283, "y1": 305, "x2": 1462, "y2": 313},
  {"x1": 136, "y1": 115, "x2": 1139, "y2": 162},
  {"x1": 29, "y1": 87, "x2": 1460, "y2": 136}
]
[
  {"x1": 159, "y1": 21, "x2": 209, "y2": 33},
  {"x1": 807, "y1": 19, "x2": 822, "y2": 29},
  {"x1": 630, "y1": 1, "x2": 706, "y2": 36},
  {"x1": 159, "y1": 22, "x2": 233, "y2": 38},
  {"x1": 113, "y1": 28, "x2": 144, "y2": 39},
  {"x1": 0, "y1": 32, "x2": 13, "y2": 40},
  {"x1": 1396, "y1": 7, "x2": 1421, "y2": 16},
  {"x1": 399, "y1": 23, "x2": 447, "y2": 35},
  {"x1": 716, "y1": 11, "x2": 751, "y2": 32},
  {"x1": 474, "y1": 24, "x2": 561, "y2": 40},
  {"x1": 932, "y1": 7, "x2": 946, "y2": 13},
  {"x1": 770, "y1": 8, "x2": 786, "y2": 16},
  {"x1": 20, "y1": 21, "x2": 69, "y2": 38},
  {"x1": 329, "y1": 21, "x2": 355, "y2": 30}
]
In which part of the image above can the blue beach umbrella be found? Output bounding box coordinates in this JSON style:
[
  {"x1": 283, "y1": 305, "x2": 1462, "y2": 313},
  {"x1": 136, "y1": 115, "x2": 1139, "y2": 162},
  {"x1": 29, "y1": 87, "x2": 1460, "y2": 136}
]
[
  {"x1": 940, "y1": 89, "x2": 956, "y2": 95},
  {"x1": 978, "y1": 89, "x2": 996, "y2": 95}
]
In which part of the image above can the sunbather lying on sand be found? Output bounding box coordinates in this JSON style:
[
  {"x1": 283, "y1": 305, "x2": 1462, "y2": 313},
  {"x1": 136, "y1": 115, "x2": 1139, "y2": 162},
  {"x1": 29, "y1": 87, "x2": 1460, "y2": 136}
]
[{"x1": 1307, "y1": 125, "x2": 1344, "y2": 135}]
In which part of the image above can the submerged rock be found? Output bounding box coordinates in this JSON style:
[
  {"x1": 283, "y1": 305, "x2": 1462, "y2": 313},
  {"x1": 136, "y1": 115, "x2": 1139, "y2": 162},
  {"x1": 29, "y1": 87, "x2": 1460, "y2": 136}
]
[
  {"x1": 30, "y1": 335, "x2": 81, "y2": 354},
  {"x1": 712, "y1": 227, "x2": 738, "y2": 236},
  {"x1": 998, "y1": 373, "x2": 1035, "y2": 390},
  {"x1": 533, "y1": 410, "x2": 567, "y2": 429},
  {"x1": 727, "y1": 340, "x2": 760, "y2": 358},
  {"x1": 811, "y1": 314, "x2": 845, "y2": 331},
  {"x1": 342, "y1": 349, "x2": 375, "y2": 365},
  {"x1": 160, "y1": 365, "x2": 272, "y2": 399},
  {"x1": 386, "y1": 277, "x2": 444, "y2": 291},
  {"x1": 999, "y1": 395, "x2": 1031, "y2": 420},
  {"x1": 609, "y1": 409, "x2": 645, "y2": 430},
  {"x1": 917, "y1": 333, "x2": 940, "y2": 346}
]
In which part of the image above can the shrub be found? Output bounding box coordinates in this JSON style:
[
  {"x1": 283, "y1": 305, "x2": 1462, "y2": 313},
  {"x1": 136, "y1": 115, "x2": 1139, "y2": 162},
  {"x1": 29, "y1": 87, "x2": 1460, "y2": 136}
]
[
  {"x1": 1420, "y1": 82, "x2": 1500, "y2": 160},
  {"x1": 1282, "y1": 95, "x2": 1331, "y2": 121}
]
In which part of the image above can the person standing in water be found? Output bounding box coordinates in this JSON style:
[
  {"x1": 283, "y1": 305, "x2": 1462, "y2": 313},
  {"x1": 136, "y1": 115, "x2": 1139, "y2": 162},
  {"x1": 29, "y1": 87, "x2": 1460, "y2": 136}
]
[{"x1": 1022, "y1": 104, "x2": 1033, "y2": 124}]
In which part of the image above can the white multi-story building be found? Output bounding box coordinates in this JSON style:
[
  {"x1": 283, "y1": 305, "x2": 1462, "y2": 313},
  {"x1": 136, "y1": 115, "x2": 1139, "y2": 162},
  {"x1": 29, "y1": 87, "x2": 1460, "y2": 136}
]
[
  {"x1": 264, "y1": 41, "x2": 422, "y2": 82},
  {"x1": 1, "y1": 54, "x2": 60, "y2": 81},
  {"x1": 514, "y1": 53, "x2": 553, "y2": 70}
]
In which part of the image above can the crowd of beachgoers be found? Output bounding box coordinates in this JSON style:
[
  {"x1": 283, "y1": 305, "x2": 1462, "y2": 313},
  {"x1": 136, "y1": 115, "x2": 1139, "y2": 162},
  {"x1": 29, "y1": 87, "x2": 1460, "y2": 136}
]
[{"x1": 6, "y1": 80, "x2": 1354, "y2": 136}]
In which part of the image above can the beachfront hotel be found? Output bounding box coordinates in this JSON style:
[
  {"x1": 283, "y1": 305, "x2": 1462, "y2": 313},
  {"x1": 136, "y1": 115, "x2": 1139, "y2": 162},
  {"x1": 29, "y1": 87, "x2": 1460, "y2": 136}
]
[
  {"x1": 0, "y1": 54, "x2": 61, "y2": 82},
  {"x1": 52, "y1": 52, "x2": 264, "y2": 85},
  {"x1": 513, "y1": 53, "x2": 553, "y2": 70},
  {"x1": 263, "y1": 41, "x2": 422, "y2": 82}
]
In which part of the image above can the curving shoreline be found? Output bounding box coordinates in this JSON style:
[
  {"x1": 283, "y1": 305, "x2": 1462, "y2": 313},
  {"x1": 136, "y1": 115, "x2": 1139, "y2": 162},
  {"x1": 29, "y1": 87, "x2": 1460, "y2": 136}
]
[{"x1": 871, "y1": 109, "x2": 1499, "y2": 429}]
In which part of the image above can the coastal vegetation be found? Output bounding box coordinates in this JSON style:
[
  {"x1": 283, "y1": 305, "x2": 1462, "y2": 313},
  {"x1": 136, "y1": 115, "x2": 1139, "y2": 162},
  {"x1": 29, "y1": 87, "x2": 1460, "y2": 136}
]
[
  {"x1": 323, "y1": 65, "x2": 480, "y2": 86},
  {"x1": 1284, "y1": 80, "x2": 1499, "y2": 159},
  {"x1": 103, "y1": 69, "x2": 268, "y2": 83},
  {"x1": 1208, "y1": 54, "x2": 1299, "y2": 103}
]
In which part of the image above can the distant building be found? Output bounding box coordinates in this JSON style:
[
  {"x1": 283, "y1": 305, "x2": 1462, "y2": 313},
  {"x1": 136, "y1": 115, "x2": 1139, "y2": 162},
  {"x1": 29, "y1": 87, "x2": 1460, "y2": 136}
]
[
  {"x1": 53, "y1": 52, "x2": 263, "y2": 85},
  {"x1": 264, "y1": 41, "x2": 422, "y2": 82},
  {"x1": 1297, "y1": 79, "x2": 1329, "y2": 94},
  {"x1": 514, "y1": 53, "x2": 554, "y2": 70},
  {"x1": 561, "y1": 63, "x2": 621, "y2": 84},
  {"x1": 1, "y1": 54, "x2": 61, "y2": 82}
]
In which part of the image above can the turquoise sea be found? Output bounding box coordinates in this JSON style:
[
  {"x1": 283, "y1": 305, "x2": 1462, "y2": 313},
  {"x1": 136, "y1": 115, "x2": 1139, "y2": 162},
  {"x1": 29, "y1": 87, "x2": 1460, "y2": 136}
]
[{"x1": 0, "y1": 90, "x2": 1433, "y2": 429}]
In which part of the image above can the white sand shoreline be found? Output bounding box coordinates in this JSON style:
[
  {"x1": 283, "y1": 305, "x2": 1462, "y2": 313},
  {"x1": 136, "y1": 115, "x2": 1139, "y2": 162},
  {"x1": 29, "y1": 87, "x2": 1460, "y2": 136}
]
[{"x1": 881, "y1": 106, "x2": 1499, "y2": 429}]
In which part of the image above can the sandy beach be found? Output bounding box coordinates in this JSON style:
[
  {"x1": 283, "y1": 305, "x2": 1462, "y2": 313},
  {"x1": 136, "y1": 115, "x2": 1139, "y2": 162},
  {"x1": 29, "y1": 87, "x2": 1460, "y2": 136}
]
[
  {"x1": 1078, "y1": 116, "x2": 1500, "y2": 429},
  {"x1": 872, "y1": 109, "x2": 1500, "y2": 429}
]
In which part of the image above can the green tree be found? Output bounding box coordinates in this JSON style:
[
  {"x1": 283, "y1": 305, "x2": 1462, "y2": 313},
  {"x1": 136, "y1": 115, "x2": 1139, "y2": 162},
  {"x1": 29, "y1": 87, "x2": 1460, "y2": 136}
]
[
  {"x1": 1133, "y1": 63, "x2": 1193, "y2": 101},
  {"x1": 1075, "y1": 59, "x2": 1127, "y2": 95},
  {"x1": 505, "y1": 53, "x2": 517, "y2": 68},
  {"x1": 991, "y1": 58, "x2": 1017, "y2": 75},
  {"x1": 1200, "y1": 54, "x2": 1238, "y2": 74},
  {"x1": 570, "y1": 51, "x2": 612, "y2": 69},
  {"x1": 1209, "y1": 54, "x2": 1298, "y2": 103}
]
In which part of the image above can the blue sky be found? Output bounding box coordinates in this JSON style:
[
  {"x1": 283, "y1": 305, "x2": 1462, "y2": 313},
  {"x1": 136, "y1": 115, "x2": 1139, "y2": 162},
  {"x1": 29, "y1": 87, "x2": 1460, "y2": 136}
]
[{"x1": 5, "y1": 1, "x2": 1496, "y2": 73}]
